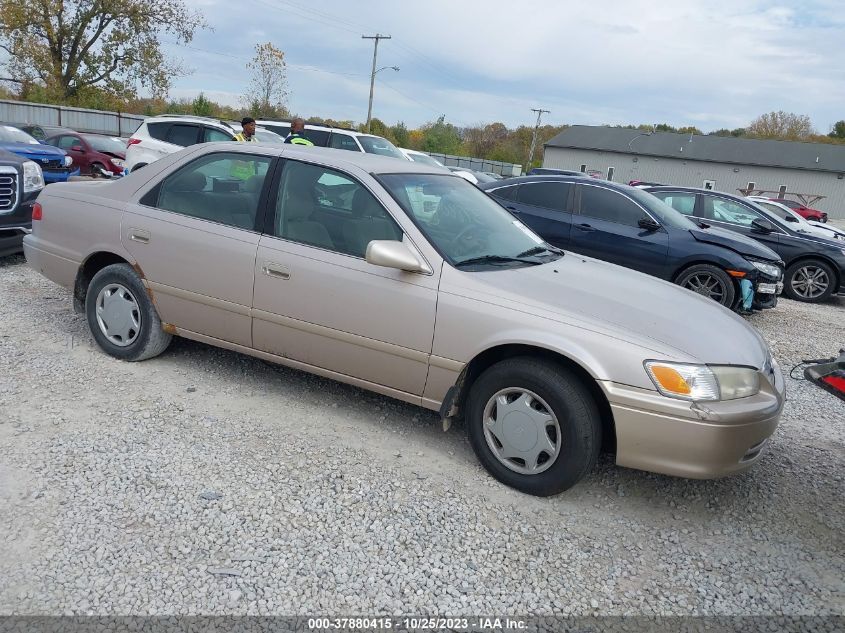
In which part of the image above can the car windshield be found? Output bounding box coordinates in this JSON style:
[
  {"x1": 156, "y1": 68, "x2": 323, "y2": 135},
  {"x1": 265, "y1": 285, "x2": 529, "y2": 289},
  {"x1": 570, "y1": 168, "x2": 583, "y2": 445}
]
[
  {"x1": 254, "y1": 129, "x2": 285, "y2": 143},
  {"x1": 407, "y1": 152, "x2": 444, "y2": 168},
  {"x1": 83, "y1": 134, "x2": 126, "y2": 154},
  {"x1": 630, "y1": 188, "x2": 697, "y2": 229},
  {"x1": 0, "y1": 125, "x2": 40, "y2": 144},
  {"x1": 379, "y1": 173, "x2": 562, "y2": 268},
  {"x1": 357, "y1": 135, "x2": 405, "y2": 159}
]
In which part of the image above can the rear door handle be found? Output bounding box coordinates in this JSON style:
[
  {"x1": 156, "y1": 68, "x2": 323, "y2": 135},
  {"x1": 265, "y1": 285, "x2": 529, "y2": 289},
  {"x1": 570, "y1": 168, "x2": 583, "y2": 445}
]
[
  {"x1": 575, "y1": 223, "x2": 595, "y2": 232},
  {"x1": 128, "y1": 229, "x2": 150, "y2": 244},
  {"x1": 262, "y1": 262, "x2": 291, "y2": 280}
]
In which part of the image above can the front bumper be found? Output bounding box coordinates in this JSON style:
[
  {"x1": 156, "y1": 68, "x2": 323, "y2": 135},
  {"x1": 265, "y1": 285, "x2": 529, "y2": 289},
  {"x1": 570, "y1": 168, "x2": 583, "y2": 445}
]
[
  {"x1": 0, "y1": 196, "x2": 37, "y2": 257},
  {"x1": 750, "y1": 267, "x2": 784, "y2": 310},
  {"x1": 43, "y1": 167, "x2": 81, "y2": 183},
  {"x1": 602, "y1": 362, "x2": 785, "y2": 479}
]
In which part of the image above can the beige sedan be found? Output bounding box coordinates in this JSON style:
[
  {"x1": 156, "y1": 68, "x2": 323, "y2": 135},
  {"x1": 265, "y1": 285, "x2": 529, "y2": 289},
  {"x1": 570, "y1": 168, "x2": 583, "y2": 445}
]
[{"x1": 23, "y1": 144, "x2": 785, "y2": 495}]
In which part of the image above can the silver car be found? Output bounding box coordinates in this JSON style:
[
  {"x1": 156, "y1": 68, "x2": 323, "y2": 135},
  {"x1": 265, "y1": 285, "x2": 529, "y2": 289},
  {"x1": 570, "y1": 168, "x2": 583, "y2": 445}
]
[{"x1": 23, "y1": 144, "x2": 785, "y2": 496}]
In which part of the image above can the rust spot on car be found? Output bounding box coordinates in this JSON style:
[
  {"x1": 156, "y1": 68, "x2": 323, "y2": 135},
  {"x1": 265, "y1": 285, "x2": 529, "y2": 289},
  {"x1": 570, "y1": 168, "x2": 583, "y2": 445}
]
[
  {"x1": 131, "y1": 262, "x2": 146, "y2": 278},
  {"x1": 162, "y1": 323, "x2": 177, "y2": 335}
]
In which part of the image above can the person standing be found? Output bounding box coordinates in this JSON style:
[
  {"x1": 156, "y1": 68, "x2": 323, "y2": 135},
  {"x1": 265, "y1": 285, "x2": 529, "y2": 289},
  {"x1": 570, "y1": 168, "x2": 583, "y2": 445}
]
[
  {"x1": 234, "y1": 117, "x2": 258, "y2": 142},
  {"x1": 285, "y1": 118, "x2": 314, "y2": 146}
]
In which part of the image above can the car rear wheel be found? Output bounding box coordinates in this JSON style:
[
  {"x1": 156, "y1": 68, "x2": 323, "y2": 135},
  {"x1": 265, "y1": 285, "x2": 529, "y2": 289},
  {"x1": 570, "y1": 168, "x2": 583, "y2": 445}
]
[
  {"x1": 465, "y1": 357, "x2": 601, "y2": 496},
  {"x1": 85, "y1": 263, "x2": 172, "y2": 361},
  {"x1": 675, "y1": 264, "x2": 736, "y2": 308},
  {"x1": 784, "y1": 259, "x2": 835, "y2": 302},
  {"x1": 90, "y1": 162, "x2": 105, "y2": 178}
]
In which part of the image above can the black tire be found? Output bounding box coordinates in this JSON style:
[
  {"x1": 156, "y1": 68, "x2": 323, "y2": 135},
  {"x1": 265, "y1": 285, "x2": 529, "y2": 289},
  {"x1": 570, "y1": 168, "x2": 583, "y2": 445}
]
[
  {"x1": 90, "y1": 162, "x2": 105, "y2": 178},
  {"x1": 674, "y1": 264, "x2": 737, "y2": 308},
  {"x1": 465, "y1": 357, "x2": 601, "y2": 496},
  {"x1": 784, "y1": 259, "x2": 836, "y2": 303},
  {"x1": 85, "y1": 263, "x2": 172, "y2": 361}
]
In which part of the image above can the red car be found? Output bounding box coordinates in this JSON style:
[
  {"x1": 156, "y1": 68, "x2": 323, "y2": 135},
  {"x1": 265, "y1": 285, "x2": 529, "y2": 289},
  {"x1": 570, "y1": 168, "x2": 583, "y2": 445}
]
[
  {"x1": 45, "y1": 132, "x2": 126, "y2": 176},
  {"x1": 767, "y1": 197, "x2": 828, "y2": 223}
]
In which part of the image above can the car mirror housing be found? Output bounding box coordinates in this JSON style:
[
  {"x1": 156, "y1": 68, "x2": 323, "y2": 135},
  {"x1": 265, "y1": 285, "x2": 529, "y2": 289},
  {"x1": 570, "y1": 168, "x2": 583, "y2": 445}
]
[
  {"x1": 638, "y1": 217, "x2": 661, "y2": 231},
  {"x1": 751, "y1": 218, "x2": 775, "y2": 234},
  {"x1": 365, "y1": 240, "x2": 430, "y2": 273}
]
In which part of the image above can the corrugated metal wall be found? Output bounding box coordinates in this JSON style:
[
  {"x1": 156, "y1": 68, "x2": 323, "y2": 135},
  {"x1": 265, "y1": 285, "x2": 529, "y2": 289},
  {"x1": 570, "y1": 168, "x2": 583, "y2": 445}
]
[
  {"x1": 544, "y1": 147, "x2": 845, "y2": 219},
  {"x1": 428, "y1": 152, "x2": 522, "y2": 177},
  {"x1": 0, "y1": 99, "x2": 145, "y2": 136}
]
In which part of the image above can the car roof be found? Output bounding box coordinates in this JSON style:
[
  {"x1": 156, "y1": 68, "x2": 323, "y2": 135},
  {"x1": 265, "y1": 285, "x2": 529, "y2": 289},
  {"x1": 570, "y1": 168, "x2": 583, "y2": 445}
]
[
  {"x1": 147, "y1": 115, "x2": 234, "y2": 131},
  {"x1": 479, "y1": 174, "x2": 621, "y2": 190},
  {"x1": 196, "y1": 142, "x2": 447, "y2": 175}
]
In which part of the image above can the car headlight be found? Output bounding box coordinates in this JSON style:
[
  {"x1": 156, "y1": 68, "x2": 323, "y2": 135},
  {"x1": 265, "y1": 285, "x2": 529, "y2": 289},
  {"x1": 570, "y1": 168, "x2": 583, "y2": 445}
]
[
  {"x1": 110, "y1": 158, "x2": 125, "y2": 167},
  {"x1": 644, "y1": 361, "x2": 760, "y2": 401},
  {"x1": 63, "y1": 155, "x2": 73, "y2": 167},
  {"x1": 22, "y1": 160, "x2": 45, "y2": 193},
  {"x1": 748, "y1": 260, "x2": 782, "y2": 278}
]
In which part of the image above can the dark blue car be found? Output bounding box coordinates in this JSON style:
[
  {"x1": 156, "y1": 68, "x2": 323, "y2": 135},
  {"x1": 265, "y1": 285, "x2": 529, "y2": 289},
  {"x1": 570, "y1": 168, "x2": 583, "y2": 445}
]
[
  {"x1": 0, "y1": 124, "x2": 80, "y2": 183},
  {"x1": 480, "y1": 176, "x2": 784, "y2": 311}
]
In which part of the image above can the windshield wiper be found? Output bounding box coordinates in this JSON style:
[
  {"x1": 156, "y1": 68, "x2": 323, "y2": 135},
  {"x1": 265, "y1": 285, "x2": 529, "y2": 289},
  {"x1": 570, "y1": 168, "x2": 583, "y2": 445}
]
[
  {"x1": 516, "y1": 245, "x2": 564, "y2": 258},
  {"x1": 454, "y1": 255, "x2": 543, "y2": 268}
]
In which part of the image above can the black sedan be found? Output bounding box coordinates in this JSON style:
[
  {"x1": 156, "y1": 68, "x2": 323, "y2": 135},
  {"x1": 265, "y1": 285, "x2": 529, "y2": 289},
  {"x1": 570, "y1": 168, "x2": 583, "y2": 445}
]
[
  {"x1": 480, "y1": 176, "x2": 784, "y2": 312},
  {"x1": 644, "y1": 186, "x2": 845, "y2": 303}
]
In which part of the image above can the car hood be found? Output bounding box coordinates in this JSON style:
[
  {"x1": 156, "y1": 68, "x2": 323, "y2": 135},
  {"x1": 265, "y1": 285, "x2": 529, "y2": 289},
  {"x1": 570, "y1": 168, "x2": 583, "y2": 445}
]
[
  {"x1": 0, "y1": 142, "x2": 66, "y2": 159},
  {"x1": 688, "y1": 225, "x2": 780, "y2": 261},
  {"x1": 446, "y1": 254, "x2": 770, "y2": 368}
]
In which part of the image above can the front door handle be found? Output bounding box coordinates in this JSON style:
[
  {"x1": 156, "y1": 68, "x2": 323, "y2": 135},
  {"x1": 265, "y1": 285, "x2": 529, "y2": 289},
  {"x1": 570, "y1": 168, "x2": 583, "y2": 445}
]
[
  {"x1": 128, "y1": 229, "x2": 150, "y2": 244},
  {"x1": 575, "y1": 223, "x2": 595, "y2": 232},
  {"x1": 262, "y1": 262, "x2": 291, "y2": 280}
]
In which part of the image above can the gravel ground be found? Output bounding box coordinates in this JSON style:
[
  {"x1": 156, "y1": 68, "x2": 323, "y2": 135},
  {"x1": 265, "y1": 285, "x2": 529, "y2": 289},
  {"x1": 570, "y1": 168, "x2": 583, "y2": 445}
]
[{"x1": 0, "y1": 254, "x2": 843, "y2": 616}]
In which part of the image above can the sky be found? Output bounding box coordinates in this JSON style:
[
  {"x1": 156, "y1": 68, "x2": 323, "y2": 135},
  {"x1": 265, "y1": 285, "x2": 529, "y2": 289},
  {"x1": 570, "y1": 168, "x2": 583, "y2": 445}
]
[{"x1": 162, "y1": 0, "x2": 845, "y2": 133}]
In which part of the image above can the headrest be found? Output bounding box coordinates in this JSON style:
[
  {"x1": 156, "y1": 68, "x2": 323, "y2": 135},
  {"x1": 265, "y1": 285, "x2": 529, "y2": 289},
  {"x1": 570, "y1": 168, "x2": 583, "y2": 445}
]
[
  {"x1": 243, "y1": 174, "x2": 264, "y2": 194},
  {"x1": 169, "y1": 171, "x2": 206, "y2": 192},
  {"x1": 351, "y1": 188, "x2": 382, "y2": 219}
]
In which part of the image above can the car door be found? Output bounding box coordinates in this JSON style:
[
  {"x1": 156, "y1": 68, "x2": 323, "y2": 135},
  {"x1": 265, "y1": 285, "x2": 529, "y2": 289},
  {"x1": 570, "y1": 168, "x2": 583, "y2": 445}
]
[
  {"x1": 506, "y1": 180, "x2": 574, "y2": 248},
  {"x1": 696, "y1": 194, "x2": 784, "y2": 256},
  {"x1": 252, "y1": 158, "x2": 439, "y2": 396},
  {"x1": 57, "y1": 134, "x2": 90, "y2": 174},
  {"x1": 122, "y1": 150, "x2": 274, "y2": 346},
  {"x1": 570, "y1": 182, "x2": 669, "y2": 277}
]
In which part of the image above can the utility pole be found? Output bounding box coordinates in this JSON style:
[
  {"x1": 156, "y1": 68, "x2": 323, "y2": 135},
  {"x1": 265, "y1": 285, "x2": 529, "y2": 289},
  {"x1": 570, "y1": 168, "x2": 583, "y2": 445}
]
[
  {"x1": 363, "y1": 33, "x2": 391, "y2": 133},
  {"x1": 527, "y1": 108, "x2": 550, "y2": 171}
]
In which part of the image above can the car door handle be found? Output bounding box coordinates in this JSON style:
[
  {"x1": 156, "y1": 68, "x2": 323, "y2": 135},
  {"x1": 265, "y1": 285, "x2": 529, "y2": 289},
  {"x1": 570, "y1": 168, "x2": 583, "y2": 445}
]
[
  {"x1": 575, "y1": 223, "x2": 595, "y2": 232},
  {"x1": 262, "y1": 262, "x2": 291, "y2": 280},
  {"x1": 128, "y1": 229, "x2": 150, "y2": 244}
]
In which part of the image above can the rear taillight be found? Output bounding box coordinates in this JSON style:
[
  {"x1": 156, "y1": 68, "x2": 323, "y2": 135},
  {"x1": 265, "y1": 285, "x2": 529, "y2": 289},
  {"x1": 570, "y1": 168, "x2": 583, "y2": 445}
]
[
  {"x1": 127, "y1": 138, "x2": 141, "y2": 147},
  {"x1": 32, "y1": 202, "x2": 42, "y2": 221}
]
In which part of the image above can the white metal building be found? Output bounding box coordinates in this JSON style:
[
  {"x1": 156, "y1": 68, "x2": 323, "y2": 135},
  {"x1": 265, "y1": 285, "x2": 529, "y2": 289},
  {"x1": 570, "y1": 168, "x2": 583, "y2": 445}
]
[{"x1": 543, "y1": 126, "x2": 845, "y2": 219}]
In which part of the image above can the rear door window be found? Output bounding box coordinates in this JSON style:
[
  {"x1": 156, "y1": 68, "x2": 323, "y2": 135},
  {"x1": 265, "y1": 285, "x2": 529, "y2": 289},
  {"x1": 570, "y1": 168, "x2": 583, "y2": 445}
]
[
  {"x1": 165, "y1": 124, "x2": 201, "y2": 147},
  {"x1": 146, "y1": 122, "x2": 171, "y2": 142},
  {"x1": 203, "y1": 127, "x2": 233, "y2": 142},
  {"x1": 517, "y1": 182, "x2": 571, "y2": 212},
  {"x1": 651, "y1": 192, "x2": 696, "y2": 216}
]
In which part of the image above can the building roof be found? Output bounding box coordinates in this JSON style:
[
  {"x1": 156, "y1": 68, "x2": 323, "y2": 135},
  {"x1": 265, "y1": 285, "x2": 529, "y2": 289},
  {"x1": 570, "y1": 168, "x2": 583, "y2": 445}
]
[{"x1": 545, "y1": 125, "x2": 845, "y2": 174}]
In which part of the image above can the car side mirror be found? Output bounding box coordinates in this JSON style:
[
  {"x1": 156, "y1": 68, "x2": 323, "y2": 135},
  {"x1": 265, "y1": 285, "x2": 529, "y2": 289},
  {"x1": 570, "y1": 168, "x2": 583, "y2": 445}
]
[
  {"x1": 365, "y1": 240, "x2": 430, "y2": 273},
  {"x1": 71, "y1": 145, "x2": 84, "y2": 152},
  {"x1": 784, "y1": 215, "x2": 798, "y2": 222},
  {"x1": 638, "y1": 217, "x2": 661, "y2": 231},
  {"x1": 751, "y1": 218, "x2": 775, "y2": 234}
]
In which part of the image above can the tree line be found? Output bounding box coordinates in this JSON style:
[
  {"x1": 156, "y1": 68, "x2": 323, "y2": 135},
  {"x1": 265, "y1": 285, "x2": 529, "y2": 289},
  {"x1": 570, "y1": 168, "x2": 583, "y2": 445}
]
[{"x1": 1, "y1": 0, "x2": 843, "y2": 169}]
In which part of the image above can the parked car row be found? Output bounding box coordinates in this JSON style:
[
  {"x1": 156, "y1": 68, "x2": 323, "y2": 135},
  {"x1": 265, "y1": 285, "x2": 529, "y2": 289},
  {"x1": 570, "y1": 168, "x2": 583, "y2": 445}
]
[
  {"x1": 22, "y1": 143, "x2": 786, "y2": 496},
  {"x1": 0, "y1": 124, "x2": 80, "y2": 182}
]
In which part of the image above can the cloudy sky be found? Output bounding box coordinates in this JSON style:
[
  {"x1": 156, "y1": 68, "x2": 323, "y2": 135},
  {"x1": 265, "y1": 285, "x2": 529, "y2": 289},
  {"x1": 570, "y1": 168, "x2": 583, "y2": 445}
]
[{"x1": 164, "y1": 0, "x2": 845, "y2": 133}]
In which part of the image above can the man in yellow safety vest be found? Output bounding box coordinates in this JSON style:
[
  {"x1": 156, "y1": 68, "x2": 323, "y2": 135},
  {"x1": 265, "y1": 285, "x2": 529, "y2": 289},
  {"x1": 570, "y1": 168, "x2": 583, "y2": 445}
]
[
  {"x1": 234, "y1": 117, "x2": 258, "y2": 142},
  {"x1": 285, "y1": 118, "x2": 314, "y2": 146}
]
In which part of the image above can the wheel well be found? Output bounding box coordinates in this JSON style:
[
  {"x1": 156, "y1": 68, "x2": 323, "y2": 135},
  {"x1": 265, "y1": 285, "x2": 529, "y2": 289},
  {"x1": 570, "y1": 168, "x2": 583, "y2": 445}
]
[
  {"x1": 785, "y1": 256, "x2": 841, "y2": 287},
  {"x1": 672, "y1": 260, "x2": 736, "y2": 284},
  {"x1": 73, "y1": 252, "x2": 132, "y2": 313},
  {"x1": 452, "y1": 344, "x2": 616, "y2": 454}
]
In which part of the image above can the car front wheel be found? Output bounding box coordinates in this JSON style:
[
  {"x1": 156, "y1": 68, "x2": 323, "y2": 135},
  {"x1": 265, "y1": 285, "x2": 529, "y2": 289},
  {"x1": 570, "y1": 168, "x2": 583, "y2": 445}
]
[
  {"x1": 784, "y1": 259, "x2": 835, "y2": 302},
  {"x1": 675, "y1": 264, "x2": 737, "y2": 308},
  {"x1": 85, "y1": 263, "x2": 172, "y2": 361},
  {"x1": 465, "y1": 357, "x2": 601, "y2": 496}
]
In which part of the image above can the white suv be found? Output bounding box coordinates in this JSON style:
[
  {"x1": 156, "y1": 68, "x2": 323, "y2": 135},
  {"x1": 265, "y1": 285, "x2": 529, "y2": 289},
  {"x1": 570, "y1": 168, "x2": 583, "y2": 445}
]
[
  {"x1": 125, "y1": 115, "x2": 237, "y2": 172},
  {"x1": 256, "y1": 120, "x2": 408, "y2": 161}
]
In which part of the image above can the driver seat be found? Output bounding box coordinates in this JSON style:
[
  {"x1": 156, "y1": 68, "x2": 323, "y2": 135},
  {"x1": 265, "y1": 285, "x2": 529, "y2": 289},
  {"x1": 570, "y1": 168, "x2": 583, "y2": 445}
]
[{"x1": 342, "y1": 188, "x2": 402, "y2": 257}]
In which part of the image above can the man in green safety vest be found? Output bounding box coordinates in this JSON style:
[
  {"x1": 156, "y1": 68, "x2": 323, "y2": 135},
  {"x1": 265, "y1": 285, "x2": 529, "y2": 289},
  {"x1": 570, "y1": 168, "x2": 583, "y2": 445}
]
[
  {"x1": 234, "y1": 117, "x2": 258, "y2": 142},
  {"x1": 231, "y1": 117, "x2": 259, "y2": 180},
  {"x1": 285, "y1": 118, "x2": 314, "y2": 146}
]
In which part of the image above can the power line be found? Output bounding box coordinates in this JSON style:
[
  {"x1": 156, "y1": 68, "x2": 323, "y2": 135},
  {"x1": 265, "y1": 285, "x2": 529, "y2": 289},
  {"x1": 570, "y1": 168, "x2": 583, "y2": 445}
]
[{"x1": 376, "y1": 77, "x2": 442, "y2": 117}]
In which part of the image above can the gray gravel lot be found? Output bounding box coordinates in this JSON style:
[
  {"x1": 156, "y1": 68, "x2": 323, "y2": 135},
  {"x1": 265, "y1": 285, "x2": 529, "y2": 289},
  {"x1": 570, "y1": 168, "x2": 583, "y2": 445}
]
[{"x1": 0, "y1": 254, "x2": 843, "y2": 616}]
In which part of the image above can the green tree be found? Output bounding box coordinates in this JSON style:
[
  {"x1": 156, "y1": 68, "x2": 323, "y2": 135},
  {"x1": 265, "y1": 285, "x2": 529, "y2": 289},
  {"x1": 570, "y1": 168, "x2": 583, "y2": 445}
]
[
  {"x1": 0, "y1": 0, "x2": 204, "y2": 103},
  {"x1": 420, "y1": 115, "x2": 462, "y2": 155},
  {"x1": 677, "y1": 126, "x2": 703, "y2": 135},
  {"x1": 192, "y1": 92, "x2": 213, "y2": 117},
  {"x1": 747, "y1": 111, "x2": 814, "y2": 140},
  {"x1": 390, "y1": 121, "x2": 409, "y2": 147},
  {"x1": 829, "y1": 120, "x2": 845, "y2": 139}
]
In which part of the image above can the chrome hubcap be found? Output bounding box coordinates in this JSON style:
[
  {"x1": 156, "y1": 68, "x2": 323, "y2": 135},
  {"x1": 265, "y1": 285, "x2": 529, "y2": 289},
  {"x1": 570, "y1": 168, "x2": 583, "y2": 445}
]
[
  {"x1": 792, "y1": 266, "x2": 829, "y2": 299},
  {"x1": 482, "y1": 388, "x2": 561, "y2": 475},
  {"x1": 95, "y1": 283, "x2": 141, "y2": 346},
  {"x1": 683, "y1": 273, "x2": 726, "y2": 302}
]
